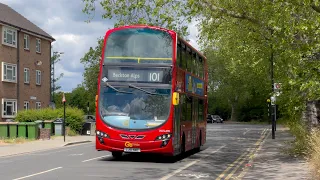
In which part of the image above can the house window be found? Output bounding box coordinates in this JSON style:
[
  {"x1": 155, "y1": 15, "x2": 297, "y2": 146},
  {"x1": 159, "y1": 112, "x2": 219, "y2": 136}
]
[
  {"x1": 24, "y1": 101, "x2": 29, "y2": 110},
  {"x1": 36, "y1": 38, "x2": 41, "y2": 53},
  {"x1": 2, "y1": 99, "x2": 17, "y2": 117},
  {"x1": 2, "y1": 26, "x2": 17, "y2": 47},
  {"x1": 24, "y1": 34, "x2": 29, "y2": 50},
  {"x1": 36, "y1": 102, "x2": 41, "y2": 109},
  {"x1": 36, "y1": 70, "x2": 41, "y2": 85},
  {"x1": 2, "y1": 62, "x2": 17, "y2": 83},
  {"x1": 24, "y1": 68, "x2": 30, "y2": 83}
]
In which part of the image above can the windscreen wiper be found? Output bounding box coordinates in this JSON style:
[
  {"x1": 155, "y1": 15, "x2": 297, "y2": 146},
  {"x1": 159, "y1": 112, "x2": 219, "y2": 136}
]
[
  {"x1": 103, "y1": 82, "x2": 133, "y2": 94},
  {"x1": 128, "y1": 84, "x2": 164, "y2": 95}
]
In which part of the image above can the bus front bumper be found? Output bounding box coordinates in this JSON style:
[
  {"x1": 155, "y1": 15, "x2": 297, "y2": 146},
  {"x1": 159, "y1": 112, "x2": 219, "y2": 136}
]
[{"x1": 95, "y1": 136, "x2": 173, "y2": 155}]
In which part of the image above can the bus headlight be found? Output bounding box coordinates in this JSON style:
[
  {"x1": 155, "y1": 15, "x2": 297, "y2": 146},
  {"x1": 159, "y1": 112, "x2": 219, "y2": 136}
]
[
  {"x1": 155, "y1": 133, "x2": 171, "y2": 141},
  {"x1": 96, "y1": 130, "x2": 109, "y2": 144},
  {"x1": 96, "y1": 130, "x2": 110, "y2": 138}
]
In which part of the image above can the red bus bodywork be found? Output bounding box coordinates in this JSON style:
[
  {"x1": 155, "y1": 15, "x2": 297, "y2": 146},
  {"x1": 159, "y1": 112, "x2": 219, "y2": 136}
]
[{"x1": 95, "y1": 25, "x2": 208, "y2": 157}]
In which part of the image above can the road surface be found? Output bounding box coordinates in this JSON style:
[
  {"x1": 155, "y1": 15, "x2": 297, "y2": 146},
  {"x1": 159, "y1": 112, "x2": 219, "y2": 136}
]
[{"x1": 0, "y1": 123, "x2": 271, "y2": 180}]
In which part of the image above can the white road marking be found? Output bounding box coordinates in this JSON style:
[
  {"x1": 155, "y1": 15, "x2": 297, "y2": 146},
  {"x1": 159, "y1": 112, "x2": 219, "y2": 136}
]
[
  {"x1": 69, "y1": 153, "x2": 84, "y2": 156},
  {"x1": 12, "y1": 167, "x2": 62, "y2": 180},
  {"x1": 82, "y1": 155, "x2": 111, "y2": 162},
  {"x1": 159, "y1": 145, "x2": 226, "y2": 180},
  {"x1": 243, "y1": 129, "x2": 250, "y2": 135},
  {"x1": 178, "y1": 173, "x2": 210, "y2": 179}
]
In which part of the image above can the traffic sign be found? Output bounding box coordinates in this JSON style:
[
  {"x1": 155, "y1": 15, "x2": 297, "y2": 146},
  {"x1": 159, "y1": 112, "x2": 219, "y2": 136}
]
[
  {"x1": 274, "y1": 83, "x2": 281, "y2": 90},
  {"x1": 62, "y1": 93, "x2": 66, "y2": 103}
]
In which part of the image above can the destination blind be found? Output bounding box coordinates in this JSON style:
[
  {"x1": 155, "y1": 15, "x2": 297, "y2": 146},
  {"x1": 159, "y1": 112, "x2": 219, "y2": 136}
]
[{"x1": 106, "y1": 68, "x2": 171, "y2": 83}]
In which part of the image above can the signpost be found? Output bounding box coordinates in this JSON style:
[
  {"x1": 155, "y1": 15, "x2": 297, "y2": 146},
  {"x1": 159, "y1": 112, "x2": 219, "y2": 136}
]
[
  {"x1": 62, "y1": 93, "x2": 66, "y2": 142},
  {"x1": 87, "y1": 102, "x2": 90, "y2": 116},
  {"x1": 270, "y1": 82, "x2": 281, "y2": 139}
]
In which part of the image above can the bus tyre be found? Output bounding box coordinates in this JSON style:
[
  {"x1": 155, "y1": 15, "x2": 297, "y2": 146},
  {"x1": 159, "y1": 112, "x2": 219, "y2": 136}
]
[{"x1": 112, "y1": 152, "x2": 122, "y2": 158}]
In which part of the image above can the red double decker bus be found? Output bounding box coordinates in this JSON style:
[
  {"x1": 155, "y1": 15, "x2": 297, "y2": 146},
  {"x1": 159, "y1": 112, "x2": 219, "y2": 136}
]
[{"x1": 95, "y1": 25, "x2": 208, "y2": 158}]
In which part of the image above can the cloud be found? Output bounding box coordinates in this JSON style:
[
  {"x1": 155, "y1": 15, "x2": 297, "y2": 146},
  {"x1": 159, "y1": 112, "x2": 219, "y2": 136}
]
[
  {"x1": 3, "y1": 0, "x2": 113, "y2": 92},
  {"x1": 188, "y1": 19, "x2": 201, "y2": 50},
  {"x1": 3, "y1": 0, "x2": 201, "y2": 92}
]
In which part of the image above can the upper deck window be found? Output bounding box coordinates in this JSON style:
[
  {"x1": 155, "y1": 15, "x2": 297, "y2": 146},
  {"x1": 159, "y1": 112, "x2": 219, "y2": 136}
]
[{"x1": 104, "y1": 28, "x2": 173, "y2": 64}]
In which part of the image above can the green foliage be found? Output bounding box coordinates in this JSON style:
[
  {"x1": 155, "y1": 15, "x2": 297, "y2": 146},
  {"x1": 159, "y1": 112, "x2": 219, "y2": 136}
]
[
  {"x1": 15, "y1": 107, "x2": 85, "y2": 133},
  {"x1": 15, "y1": 108, "x2": 59, "y2": 122},
  {"x1": 80, "y1": 0, "x2": 320, "y2": 133},
  {"x1": 80, "y1": 38, "x2": 103, "y2": 100},
  {"x1": 285, "y1": 119, "x2": 309, "y2": 156},
  {"x1": 57, "y1": 107, "x2": 85, "y2": 133},
  {"x1": 82, "y1": 0, "x2": 193, "y2": 38},
  {"x1": 69, "y1": 84, "x2": 95, "y2": 114}
]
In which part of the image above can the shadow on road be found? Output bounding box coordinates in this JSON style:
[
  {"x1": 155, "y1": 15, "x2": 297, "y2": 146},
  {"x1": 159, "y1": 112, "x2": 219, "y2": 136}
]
[{"x1": 99, "y1": 147, "x2": 209, "y2": 163}]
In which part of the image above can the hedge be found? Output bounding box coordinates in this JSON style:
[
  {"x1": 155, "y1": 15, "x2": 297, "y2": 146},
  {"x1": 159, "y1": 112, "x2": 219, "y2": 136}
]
[{"x1": 15, "y1": 107, "x2": 85, "y2": 133}]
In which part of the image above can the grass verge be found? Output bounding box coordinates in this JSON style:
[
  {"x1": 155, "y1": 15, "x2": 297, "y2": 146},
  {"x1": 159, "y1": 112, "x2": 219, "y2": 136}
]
[
  {"x1": 0, "y1": 137, "x2": 35, "y2": 144},
  {"x1": 307, "y1": 129, "x2": 320, "y2": 180}
]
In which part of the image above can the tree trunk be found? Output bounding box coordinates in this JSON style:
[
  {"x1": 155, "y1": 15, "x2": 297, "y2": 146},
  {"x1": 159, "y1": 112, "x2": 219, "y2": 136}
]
[
  {"x1": 230, "y1": 96, "x2": 238, "y2": 121},
  {"x1": 304, "y1": 100, "x2": 320, "y2": 131}
]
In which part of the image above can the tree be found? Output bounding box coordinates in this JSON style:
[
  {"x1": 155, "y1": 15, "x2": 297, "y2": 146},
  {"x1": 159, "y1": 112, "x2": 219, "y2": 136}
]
[
  {"x1": 69, "y1": 84, "x2": 95, "y2": 114},
  {"x1": 80, "y1": 38, "x2": 103, "y2": 99},
  {"x1": 82, "y1": 0, "x2": 193, "y2": 38},
  {"x1": 51, "y1": 51, "x2": 64, "y2": 93},
  {"x1": 80, "y1": 0, "x2": 193, "y2": 102}
]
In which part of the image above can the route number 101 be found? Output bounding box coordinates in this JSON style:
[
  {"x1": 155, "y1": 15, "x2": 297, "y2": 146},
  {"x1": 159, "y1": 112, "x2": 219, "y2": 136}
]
[{"x1": 149, "y1": 73, "x2": 160, "y2": 82}]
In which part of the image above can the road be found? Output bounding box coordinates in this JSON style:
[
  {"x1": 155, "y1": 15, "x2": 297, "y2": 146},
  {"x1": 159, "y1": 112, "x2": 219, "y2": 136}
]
[{"x1": 0, "y1": 123, "x2": 271, "y2": 180}]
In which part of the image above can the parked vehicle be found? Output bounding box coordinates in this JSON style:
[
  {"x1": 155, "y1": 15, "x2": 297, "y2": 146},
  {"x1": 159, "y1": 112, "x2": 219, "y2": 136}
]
[
  {"x1": 207, "y1": 114, "x2": 223, "y2": 123},
  {"x1": 212, "y1": 115, "x2": 223, "y2": 123}
]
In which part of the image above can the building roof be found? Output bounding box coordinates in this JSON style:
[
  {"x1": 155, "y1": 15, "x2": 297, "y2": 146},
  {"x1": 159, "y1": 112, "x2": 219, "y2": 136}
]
[{"x1": 0, "y1": 3, "x2": 55, "y2": 41}]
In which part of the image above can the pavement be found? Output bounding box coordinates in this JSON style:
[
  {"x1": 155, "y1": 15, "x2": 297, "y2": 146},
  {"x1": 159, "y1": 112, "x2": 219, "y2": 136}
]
[
  {"x1": 0, "y1": 123, "x2": 311, "y2": 180},
  {"x1": 0, "y1": 135, "x2": 95, "y2": 157}
]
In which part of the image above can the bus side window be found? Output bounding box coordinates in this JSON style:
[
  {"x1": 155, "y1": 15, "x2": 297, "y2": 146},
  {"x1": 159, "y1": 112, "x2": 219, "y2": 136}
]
[
  {"x1": 186, "y1": 96, "x2": 192, "y2": 121},
  {"x1": 199, "y1": 57, "x2": 203, "y2": 79},
  {"x1": 180, "y1": 95, "x2": 186, "y2": 121},
  {"x1": 187, "y1": 47, "x2": 192, "y2": 72},
  {"x1": 199, "y1": 99, "x2": 204, "y2": 122},
  {"x1": 194, "y1": 97, "x2": 198, "y2": 121},
  {"x1": 181, "y1": 43, "x2": 187, "y2": 70},
  {"x1": 196, "y1": 54, "x2": 199, "y2": 77},
  {"x1": 193, "y1": 52, "x2": 197, "y2": 76},
  {"x1": 177, "y1": 41, "x2": 181, "y2": 67}
]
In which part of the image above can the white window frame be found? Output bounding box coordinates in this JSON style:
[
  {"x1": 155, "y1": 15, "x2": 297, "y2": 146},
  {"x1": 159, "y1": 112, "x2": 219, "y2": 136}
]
[
  {"x1": 36, "y1": 38, "x2": 41, "y2": 53},
  {"x1": 24, "y1": 68, "x2": 30, "y2": 84},
  {"x1": 2, "y1": 26, "x2": 17, "y2": 48},
  {"x1": 24, "y1": 34, "x2": 30, "y2": 50},
  {"x1": 36, "y1": 102, "x2": 41, "y2": 109},
  {"x1": 2, "y1": 98, "x2": 17, "y2": 118},
  {"x1": 2, "y1": 62, "x2": 17, "y2": 83},
  {"x1": 36, "y1": 70, "x2": 41, "y2": 85},
  {"x1": 24, "y1": 101, "x2": 29, "y2": 110}
]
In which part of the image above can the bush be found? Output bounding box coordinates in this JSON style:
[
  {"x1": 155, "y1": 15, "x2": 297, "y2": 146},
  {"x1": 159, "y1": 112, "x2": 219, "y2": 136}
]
[
  {"x1": 15, "y1": 107, "x2": 85, "y2": 133},
  {"x1": 57, "y1": 107, "x2": 85, "y2": 133}
]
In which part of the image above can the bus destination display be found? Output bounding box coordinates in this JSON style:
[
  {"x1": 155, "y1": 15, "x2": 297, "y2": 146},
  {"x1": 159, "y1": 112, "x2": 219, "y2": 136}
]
[{"x1": 107, "y1": 68, "x2": 166, "y2": 83}]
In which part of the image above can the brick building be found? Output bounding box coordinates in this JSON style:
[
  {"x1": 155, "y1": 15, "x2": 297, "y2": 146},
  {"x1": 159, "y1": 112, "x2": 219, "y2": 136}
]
[{"x1": 0, "y1": 3, "x2": 55, "y2": 121}]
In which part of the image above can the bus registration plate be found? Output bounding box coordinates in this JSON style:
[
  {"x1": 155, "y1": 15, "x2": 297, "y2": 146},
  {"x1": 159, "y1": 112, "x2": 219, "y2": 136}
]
[{"x1": 124, "y1": 148, "x2": 141, "y2": 152}]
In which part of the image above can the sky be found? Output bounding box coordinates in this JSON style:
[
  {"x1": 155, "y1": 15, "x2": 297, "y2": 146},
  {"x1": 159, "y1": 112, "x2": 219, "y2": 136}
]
[{"x1": 2, "y1": 0, "x2": 200, "y2": 92}]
